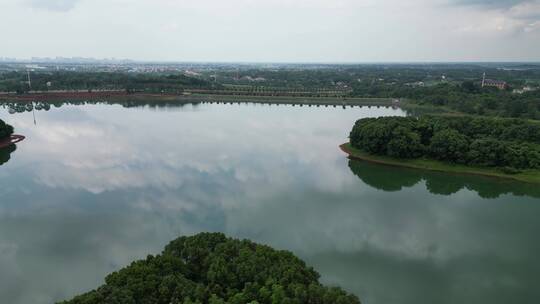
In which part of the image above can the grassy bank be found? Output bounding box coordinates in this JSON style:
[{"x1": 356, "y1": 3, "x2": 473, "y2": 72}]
[{"x1": 341, "y1": 143, "x2": 540, "y2": 184}]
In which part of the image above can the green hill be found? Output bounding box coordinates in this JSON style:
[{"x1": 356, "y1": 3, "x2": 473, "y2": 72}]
[{"x1": 59, "y1": 233, "x2": 360, "y2": 304}]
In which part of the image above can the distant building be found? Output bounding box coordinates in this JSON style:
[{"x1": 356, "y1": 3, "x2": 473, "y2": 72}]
[
  {"x1": 513, "y1": 86, "x2": 536, "y2": 94},
  {"x1": 184, "y1": 70, "x2": 201, "y2": 77},
  {"x1": 482, "y1": 73, "x2": 507, "y2": 90},
  {"x1": 405, "y1": 81, "x2": 425, "y2": 88}
]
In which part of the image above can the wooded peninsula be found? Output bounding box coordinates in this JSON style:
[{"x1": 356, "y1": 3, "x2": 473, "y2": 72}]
[{"x1": 345, "y1": 116, "x2": 540, "y2": 184}]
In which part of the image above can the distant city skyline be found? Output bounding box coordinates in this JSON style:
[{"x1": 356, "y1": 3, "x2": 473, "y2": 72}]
[
  {"x1": 2, "y1": 55, "x2": 540, "y2": 63},
  {"x1": 1, "y1": 0, "x2": 539, "y2": 62},
  {"x1": 1, "y1": 57, "x2": 540, "y2": 64}
]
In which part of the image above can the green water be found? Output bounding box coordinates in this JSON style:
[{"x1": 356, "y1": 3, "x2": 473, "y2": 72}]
[{"x1": 0, "y1": 102, "x2": 538, "y2": 304}]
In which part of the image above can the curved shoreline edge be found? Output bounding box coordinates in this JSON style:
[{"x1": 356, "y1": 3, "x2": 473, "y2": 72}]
[
  {"x1": 0, "y1": 135, "x2": 25, "y2": 149},
  {"x1": 340, "y1": 143, "x2": 540, "y2": 184}
]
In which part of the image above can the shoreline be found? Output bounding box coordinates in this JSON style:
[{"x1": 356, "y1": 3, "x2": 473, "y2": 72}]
[
  {"x1": 0, "y1": 91, "x2": 399, "y2": 106},
  {"x1": 340, "y1": 143, "x2": 540, "y2": 184},
  {"x1": 0, "y1": 135, "x2": 25, "y2": 149}
]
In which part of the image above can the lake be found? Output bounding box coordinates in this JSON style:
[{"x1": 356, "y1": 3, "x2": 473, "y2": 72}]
[{"x1": 0, "y1": 101, "x2": 539, "y2": 304}]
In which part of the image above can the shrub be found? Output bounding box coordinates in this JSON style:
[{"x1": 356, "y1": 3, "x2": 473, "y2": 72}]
[{"x1": 501, "y1": 167, "x2": 521, "y2": 175}]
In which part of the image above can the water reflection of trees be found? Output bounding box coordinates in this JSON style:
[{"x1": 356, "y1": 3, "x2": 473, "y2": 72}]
[
  {"x1": 348, "y1": 159, "x2": 540, "y2": 199},
  {"x1": 0, "y1": 100, "x2": 202, "y2": 114},
  {"x1": 0, "y1": 145, "x2": 16, "y2": 167},
  {"x1": 1, "y1": 99, "x2": 401, "y2": 114}
]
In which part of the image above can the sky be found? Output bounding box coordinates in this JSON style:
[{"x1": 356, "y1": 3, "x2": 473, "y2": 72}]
[{"x1": 0, "y1": 0, "x2": 539, "y2": 62}]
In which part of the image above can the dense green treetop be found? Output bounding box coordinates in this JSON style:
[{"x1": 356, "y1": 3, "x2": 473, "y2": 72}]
[
  {"x1": 0, "y1": 119, "x2": 14, "y2": 139},
  {"x1": 59, "y1": 232, "x2": 360, "y2": 304},
  {"x1": 349, "y1": 116, "x2": 540, "y2": 170},
  {"x1": 0, "y1": 71, "x2": 216, "y2": 94}
]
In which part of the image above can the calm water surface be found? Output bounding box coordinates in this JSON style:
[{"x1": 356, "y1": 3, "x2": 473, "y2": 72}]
[{"x1": 0, "y1": 102, "x2": 539, "y2": 304}]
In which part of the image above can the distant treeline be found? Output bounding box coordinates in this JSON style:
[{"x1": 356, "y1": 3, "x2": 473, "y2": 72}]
[
  {"x1": 0, "y1": 119, "x2": 13, "y2": 139},
  {"x1": 352, "y1": 82, "x2": 540, "y2": 120},
  {"x1": 3, "y1": 65, "x2": 540, "y2": 119},
  {"x1": 0, "y1": 71, "x2": 215, "y2": 93},
  {"x1": 408, "y1": 83, "x2": 540, "y2": 120},
  {"x1": 350, "y1": 116, "x2": 540, "y2": 170},
  {"x1": 243, "y1": 65, "x2": 540, "y2": 120},
  {"x1": 220, "y1": 66, "x2": 540, "y2": 118},
  {"x1": 59, "y1": 233, "x2": 360, "y2": 304},
  {"x1": 225, "y1": 64, "x2": 540, "y2": 92}
]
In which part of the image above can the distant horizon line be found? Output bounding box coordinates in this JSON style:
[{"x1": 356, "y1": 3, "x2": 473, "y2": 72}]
[{"x1": 1, "y1": 57, "x2": 540, "y2": 65}]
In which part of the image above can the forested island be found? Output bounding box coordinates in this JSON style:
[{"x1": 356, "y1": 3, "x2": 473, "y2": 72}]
[
  {"x1": 59, "y1": 233, "x2": 360, "y2": 304},
  {"x1": 344, "y1": 116, "x2": 540, "y2": 183}
]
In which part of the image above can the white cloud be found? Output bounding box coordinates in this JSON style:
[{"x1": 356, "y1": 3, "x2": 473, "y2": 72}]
[
  {"x1": 452, "y1": 0, "x2": 540, "y2": 35},
  {"x1": 450, "y1": 0, "x2": 529, "y2": 9},
  {"x1": 26, "y1": 0, "x2": 83, "y2": 12},
  {"x1": 508, "y1": 1, "x2": 540, "y2": 19},
  {"x1": 0, "y1": 0, "x2": 537, "y2": 61}
]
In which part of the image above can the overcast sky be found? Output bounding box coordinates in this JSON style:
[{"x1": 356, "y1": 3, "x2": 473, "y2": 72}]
[{"x1": 0, "y1": 0, "x2": 539, "y2": 62}]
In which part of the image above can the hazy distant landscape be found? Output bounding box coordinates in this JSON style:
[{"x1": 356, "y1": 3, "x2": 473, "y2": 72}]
[{"x1": 2, "y1": 61, "x2": 540, "y2": 118}]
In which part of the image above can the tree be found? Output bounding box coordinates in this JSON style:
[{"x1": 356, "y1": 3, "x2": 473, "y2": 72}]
[
  {"x1": 460, "y1": 81, "x2": 479, "y2": 93},
  {"x1": 429, "y1": 129, "x2": 470, "y2": 163},
  {"x1": 387, "y1": 127, "x2": 423, "y2": 158}
]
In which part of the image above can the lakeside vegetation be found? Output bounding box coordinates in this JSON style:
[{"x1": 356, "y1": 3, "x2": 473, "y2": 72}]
[
  {"x1": 59, "y1": 233, "x2": 360, "y2": 304},
  {"x1": 346, "y1": 116, "x2": 540, "y2": 184},
  {"x1": 0, "y1": 119, "x2": 14, "y2": 139},
  {"x1": 194, "y1": 63, "x2": 540, "y2": 119},
  {"x1": 0, "y1": 71, "x2": 216, "y2": 94},
  {"x1": 2, "y1": 64, "x2": 539, "y2": 119},
  {"x1": 393, "y1": 83, "x2": 540, "y2": 120}
]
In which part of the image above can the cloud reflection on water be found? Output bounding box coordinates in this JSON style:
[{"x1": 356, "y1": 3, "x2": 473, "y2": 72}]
[{"x1": 0, "y1": 103, "x2": 539, "y2": 304}]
